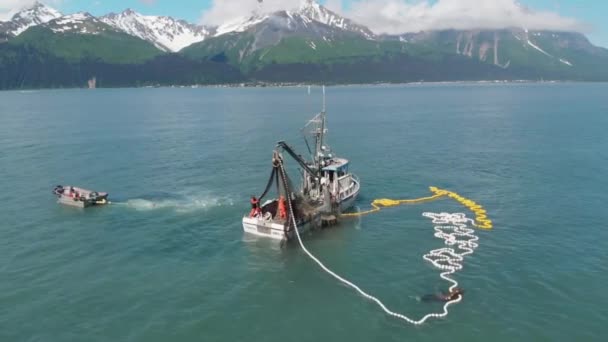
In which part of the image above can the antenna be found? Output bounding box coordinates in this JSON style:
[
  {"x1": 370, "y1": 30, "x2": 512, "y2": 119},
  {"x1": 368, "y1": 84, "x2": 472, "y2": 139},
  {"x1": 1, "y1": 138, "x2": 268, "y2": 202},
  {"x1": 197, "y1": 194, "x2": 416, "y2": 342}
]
[{"x1": 322, "y1": 85, "x2": 326, "y2": 113}]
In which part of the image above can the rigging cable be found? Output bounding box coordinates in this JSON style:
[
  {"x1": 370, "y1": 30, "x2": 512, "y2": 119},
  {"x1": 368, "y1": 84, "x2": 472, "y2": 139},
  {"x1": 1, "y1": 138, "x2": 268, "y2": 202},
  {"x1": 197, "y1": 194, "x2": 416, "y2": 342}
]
[{"x1": 258, "y1": 167, "x2": 277, "y2": 201}]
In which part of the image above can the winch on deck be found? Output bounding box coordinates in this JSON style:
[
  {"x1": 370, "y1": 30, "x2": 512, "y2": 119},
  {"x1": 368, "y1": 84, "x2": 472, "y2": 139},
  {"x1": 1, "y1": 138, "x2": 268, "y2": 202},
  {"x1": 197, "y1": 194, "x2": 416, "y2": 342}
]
[{"x1": 242, "y1": 151, "x2": 323, "y2": 241}]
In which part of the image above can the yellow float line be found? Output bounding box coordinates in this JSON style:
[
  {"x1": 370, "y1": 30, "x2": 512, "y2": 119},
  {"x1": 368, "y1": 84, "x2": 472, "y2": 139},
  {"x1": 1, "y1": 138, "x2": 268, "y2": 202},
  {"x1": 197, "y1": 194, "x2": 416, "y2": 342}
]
[
  {"x1": 428, "y1": 187, "x2": 493, "y2": 229},
  {"x1": 341, "y1": 186, "x2": 493, "y2": 230}
]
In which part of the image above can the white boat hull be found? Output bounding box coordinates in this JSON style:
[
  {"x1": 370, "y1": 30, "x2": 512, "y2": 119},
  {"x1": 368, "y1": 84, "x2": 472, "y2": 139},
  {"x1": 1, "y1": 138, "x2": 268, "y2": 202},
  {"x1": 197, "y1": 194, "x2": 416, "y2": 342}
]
[
  {"x1": 338, "y1": 176, "x2": 360, "y2": 213},
  {"x1": 242, "y1": 179, "x2": 359, "y2": 241},
  {"x1": 53, "y1": 185, "x2": 109, "y2": 208},
  {"x1": 242, "y1": 216, "x2": 313, "y2": 240},
  {"x1": 340, "y1": 192, "x2": 358, "y2": 212}
]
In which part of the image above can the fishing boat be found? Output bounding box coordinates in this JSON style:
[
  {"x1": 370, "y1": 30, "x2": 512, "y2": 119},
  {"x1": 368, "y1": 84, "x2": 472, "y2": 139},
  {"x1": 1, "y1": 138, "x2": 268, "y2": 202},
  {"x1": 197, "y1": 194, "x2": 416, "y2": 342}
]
[
  {"x1": 242, "y1": 89, "x2": 360, "y2": 241},
  {"x1": 53, "y1": 185, "x2": 109, "y2": 208}
]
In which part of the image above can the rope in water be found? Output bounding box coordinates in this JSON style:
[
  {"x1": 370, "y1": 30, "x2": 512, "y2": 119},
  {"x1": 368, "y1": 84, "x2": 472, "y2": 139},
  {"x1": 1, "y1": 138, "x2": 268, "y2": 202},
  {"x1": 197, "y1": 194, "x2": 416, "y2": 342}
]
[{"x1": 278, "y1": 161, "x2": 484, "y2": 325}]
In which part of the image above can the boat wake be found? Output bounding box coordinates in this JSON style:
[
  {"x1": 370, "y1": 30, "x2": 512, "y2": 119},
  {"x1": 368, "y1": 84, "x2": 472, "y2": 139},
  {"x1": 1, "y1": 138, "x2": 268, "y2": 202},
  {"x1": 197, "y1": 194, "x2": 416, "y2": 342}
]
[{"x1": 120, "y1": 194, "x2": 234, "y2": 213}]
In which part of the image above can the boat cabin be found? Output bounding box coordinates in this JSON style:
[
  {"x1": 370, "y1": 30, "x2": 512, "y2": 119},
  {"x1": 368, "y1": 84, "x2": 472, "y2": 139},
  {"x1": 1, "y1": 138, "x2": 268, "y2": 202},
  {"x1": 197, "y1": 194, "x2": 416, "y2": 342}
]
[
  {"x1": 322, "y1": 158, "x2": 349, "y2": 180},
  {"x1": 321, "y1": 158, "x2": 357, "y2": 201}
]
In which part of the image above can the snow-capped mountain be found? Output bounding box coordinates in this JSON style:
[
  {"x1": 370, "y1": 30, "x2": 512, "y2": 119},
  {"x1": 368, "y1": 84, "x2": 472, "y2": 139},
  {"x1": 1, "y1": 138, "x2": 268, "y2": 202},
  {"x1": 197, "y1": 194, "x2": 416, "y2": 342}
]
[
  {"x1": 100, "y1": 9, "x2": 214, "y2": 52},
  {"x1": 208, "y1": 10, "x2": 370, "y2": 60},
  {"x1": 2, "y1": 0, "x2": 606, "y2": 84},
  {"x1": 0, "y1": 1, "x2": 61, "y2": 39},
  {"x1": 2, "y1": 0, "x2": 370, "y2": 51},
  {"x1": 189, "y1": 0, "x2": 379, "y2": 63},
  {"x1": 297, "y1": 0, "x2": 374, "y2": 39},
  {"x1": 215, "y1": 0, "x2": 374, "y2": 39},
  {"x1": 0, "y1": 2, "x2": 213, "y2": 51}
]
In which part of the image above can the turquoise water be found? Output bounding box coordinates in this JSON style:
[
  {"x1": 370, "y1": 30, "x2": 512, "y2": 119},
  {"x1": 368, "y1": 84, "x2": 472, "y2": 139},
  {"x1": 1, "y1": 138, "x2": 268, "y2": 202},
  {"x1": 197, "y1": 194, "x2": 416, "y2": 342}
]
[{"x1": 1, "y1": 84, "x2": 607, "y2": 341}]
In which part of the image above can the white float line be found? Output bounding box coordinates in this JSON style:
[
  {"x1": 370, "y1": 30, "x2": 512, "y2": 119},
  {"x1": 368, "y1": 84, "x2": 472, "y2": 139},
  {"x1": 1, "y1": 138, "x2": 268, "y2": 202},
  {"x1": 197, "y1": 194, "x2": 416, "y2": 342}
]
[{"x1": 280, "y1": 162, "x2": 479, "y2": 324}]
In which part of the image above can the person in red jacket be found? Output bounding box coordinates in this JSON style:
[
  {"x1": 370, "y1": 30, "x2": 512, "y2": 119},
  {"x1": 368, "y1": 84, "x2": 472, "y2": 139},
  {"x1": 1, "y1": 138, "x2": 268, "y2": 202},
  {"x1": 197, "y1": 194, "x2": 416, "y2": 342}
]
[
  {"x1": 278, "y1": 195, "x2": 287, "y2": 220},
  {"x1": 249, "y1": 196, "x2": 262, "y2": 218}
]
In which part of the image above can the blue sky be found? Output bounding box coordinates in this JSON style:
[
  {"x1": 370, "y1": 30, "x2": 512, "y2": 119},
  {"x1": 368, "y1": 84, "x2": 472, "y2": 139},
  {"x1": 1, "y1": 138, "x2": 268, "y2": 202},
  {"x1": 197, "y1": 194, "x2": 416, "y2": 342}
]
[{"x1": 52, "y1": 0, "x2": 608, "y2": 47}]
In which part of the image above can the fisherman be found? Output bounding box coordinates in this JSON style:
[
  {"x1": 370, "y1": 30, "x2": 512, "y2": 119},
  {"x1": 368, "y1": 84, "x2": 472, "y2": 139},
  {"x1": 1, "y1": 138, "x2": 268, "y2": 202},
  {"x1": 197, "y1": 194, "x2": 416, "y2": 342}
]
[
  {"x1": 278, "y1": 195, "x2": 287, "y2": 220},
  {"x1": 250, "y1": 196, "x2": 262, "y2": 218},
  {"x1": 421, "y1": 288, "x2": 464, "y2": 303}
]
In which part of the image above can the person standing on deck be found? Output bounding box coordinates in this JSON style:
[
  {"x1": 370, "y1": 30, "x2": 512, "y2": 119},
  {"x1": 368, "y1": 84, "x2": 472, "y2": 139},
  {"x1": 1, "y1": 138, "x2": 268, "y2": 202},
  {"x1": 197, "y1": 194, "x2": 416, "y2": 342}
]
[
  {"x1": 278, "y1": 195, "x2": 287, "y2": 220},
  {"x1": 250, "y1": 196, "x2": 262, "y2": 218}
]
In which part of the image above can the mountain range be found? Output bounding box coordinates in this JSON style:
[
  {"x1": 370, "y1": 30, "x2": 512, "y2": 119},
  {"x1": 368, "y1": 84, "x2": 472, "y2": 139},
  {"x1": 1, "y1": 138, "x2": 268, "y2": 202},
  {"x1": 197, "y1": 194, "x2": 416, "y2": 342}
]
[{"x1": 1, "y1": 0, "x2": 607, "y2": 89}]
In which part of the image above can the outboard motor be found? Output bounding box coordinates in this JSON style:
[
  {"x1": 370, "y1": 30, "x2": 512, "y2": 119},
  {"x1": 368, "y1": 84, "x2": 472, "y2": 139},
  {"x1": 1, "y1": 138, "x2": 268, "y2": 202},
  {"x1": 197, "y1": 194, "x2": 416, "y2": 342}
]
[{"x1": 53, "y1": 185, "x2": 64, "y2": 196}]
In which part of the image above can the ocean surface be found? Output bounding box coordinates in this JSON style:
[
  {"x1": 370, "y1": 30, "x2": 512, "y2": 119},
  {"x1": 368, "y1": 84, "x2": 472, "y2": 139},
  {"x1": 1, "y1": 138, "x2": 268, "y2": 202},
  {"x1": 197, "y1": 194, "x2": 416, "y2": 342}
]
[{"x1": 1, "y1": 83, "x2": 607, "y2": 341}]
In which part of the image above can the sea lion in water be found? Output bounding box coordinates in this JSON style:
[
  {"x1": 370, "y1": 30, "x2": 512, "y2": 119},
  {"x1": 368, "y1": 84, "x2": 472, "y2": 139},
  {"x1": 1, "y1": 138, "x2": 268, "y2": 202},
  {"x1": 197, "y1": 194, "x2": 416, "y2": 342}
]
[{"x1": 421, "y1": 288, "x2": 465, "y2": 303}]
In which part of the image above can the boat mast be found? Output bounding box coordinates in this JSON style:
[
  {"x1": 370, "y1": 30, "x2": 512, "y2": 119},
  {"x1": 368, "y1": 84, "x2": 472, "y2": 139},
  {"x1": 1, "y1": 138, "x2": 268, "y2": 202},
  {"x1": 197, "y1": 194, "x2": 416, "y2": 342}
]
[
  {"x1": 322, "y1": 85, "x2": 326, "y2": 113},
  {"x1": 316, "y1": 86, "x2": 326, "y2": 169}
]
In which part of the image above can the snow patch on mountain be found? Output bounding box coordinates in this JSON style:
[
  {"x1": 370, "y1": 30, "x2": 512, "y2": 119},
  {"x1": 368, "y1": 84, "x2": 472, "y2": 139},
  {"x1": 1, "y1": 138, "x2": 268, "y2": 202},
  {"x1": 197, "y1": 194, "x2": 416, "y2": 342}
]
[
  {"x1": 297, "y1": 0, "x2": 374, "y2": 38},
  {"x1": 46, "y1": 12, "x2": 110, "y2": 35},
  {"x1": 54, "y1": 12, "x2": 92, "y2": 24},
  {"x1": 215, "y1": 14, "x2": 269, "y2": 36},
  {"x1": 527, "y1": 39, "x2": 552, "y2": 57},
  {"x1": 101, "y1": 10, "x2": 213, "y2": 52}
]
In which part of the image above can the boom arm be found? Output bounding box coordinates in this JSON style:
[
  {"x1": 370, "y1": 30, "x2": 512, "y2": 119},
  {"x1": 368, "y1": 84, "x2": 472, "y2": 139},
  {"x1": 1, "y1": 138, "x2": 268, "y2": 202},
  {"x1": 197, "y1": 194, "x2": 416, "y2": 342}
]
[{"x1": 276, "y1": 141, "x2": 318, "y2": 178}]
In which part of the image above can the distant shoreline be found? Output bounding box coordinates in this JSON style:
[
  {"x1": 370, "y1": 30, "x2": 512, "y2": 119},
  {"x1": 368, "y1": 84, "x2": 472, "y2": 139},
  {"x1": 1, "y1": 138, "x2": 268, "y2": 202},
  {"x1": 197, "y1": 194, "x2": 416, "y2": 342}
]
[{"x1": 4, "y1": 79, "x2": 608, "y2": 92}]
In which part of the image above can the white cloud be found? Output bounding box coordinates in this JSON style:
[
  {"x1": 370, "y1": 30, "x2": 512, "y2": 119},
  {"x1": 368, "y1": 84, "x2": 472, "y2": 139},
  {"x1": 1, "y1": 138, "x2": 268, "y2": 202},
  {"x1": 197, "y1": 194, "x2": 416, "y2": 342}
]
[
  {"x1": 0, "y1": 0, "x2": 35, "y2": 21},
  {"x1": 199, "y1": 0, "x2": 585, "y2": 33},
  {"x1": 325, "y1": 0, "x2": 587, "y2": 34},
  {"x1": 200, "y1": 0, "x2": 305, "y2": 26}
]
